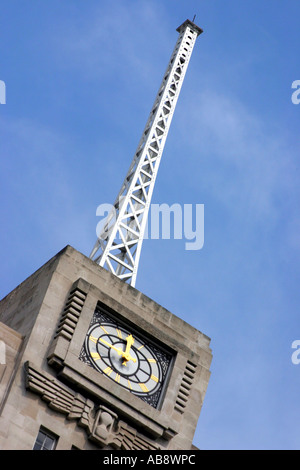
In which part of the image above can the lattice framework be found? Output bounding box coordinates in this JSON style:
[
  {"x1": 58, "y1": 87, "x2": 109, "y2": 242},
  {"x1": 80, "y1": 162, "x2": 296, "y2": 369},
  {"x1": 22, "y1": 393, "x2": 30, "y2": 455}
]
[{"x1": 90, "y1": 20, "x2": 203, "y2": 287}]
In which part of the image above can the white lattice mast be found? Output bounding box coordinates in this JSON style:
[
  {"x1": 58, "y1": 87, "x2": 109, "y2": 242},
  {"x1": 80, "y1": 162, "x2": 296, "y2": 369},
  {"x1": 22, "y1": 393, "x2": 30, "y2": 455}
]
[{"x1": 90, "y1": 19, "x2": 203, "y2": 287}]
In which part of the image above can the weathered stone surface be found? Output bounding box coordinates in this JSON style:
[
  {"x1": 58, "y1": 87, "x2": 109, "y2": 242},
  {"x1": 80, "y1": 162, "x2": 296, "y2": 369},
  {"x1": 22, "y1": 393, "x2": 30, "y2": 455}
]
[{"x1": 0, "y1": 246, "x2": 212, "y2": 450}]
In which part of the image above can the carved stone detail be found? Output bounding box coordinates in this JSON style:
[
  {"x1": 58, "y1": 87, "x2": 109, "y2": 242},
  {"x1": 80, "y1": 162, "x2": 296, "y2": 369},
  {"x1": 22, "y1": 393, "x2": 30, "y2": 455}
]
[
  {"x1": 174, "y1": 360, "x2": 197, "y2": 414},
  {"x1": 54, "y1": 285, "x2": 87, "y2": 342},
  {"x1": 48, "y1": 280, "x2": 88, "y2": 367},
  {"x1": 24, "y1": 361, "x2": 160, "y2": 450}
]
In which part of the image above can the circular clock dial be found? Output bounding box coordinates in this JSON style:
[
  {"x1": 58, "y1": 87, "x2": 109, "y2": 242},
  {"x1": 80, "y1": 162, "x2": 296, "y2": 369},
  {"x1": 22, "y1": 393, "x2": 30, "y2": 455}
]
[{"x1": 85, "y1": 321, "x2": 163, "y2": 397}]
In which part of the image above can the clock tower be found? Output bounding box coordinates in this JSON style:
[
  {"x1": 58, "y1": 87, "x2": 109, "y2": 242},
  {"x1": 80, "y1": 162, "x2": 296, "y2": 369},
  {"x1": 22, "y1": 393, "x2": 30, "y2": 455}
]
[
  {"x1": 0, "y1": 19, "x2": 212, "y2": 451},
  {"x1": 0, "y1": 246, "x2": 212, "y2": 450}
]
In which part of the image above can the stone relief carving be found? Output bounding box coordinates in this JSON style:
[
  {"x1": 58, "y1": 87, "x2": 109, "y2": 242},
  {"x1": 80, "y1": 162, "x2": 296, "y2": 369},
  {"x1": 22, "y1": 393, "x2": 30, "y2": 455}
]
[{"x1": 24, "y1": 361, "x2": 159, "y2": 450}]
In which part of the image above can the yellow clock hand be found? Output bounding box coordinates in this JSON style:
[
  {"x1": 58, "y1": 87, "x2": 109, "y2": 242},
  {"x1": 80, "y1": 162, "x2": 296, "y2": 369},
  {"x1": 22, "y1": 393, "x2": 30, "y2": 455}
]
[
  {"x1": 99, "y1": 338, "x2": 123, "y2": 356},
  {"x1": 124, "y1": 334, "x2": 134, "y2": 355},
  {"x1": 122, "y1": 335, "x2": 137, "y2": 364}
]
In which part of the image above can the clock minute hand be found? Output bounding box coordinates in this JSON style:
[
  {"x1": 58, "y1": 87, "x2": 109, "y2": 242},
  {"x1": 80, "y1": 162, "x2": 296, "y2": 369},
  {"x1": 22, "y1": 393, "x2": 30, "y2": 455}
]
[
  {"x1": 124, "y1": 334, "x2": 134, "y2": 355},
  {"x1": 122, "y1": 334, "x2": 136, "y2": 364},
  {"x1": 99, "y1": 338, "x2": 123, "y2": 356}
]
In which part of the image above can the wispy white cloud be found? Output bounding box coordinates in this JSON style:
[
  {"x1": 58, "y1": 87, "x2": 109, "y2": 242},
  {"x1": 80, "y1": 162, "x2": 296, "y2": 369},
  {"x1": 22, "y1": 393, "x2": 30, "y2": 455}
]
[
  {"x1": 52, "y1": 1, "x2": 171, "y2": 87},
  {"x1": 0, "y1": 115, "x2": 93, "y2": 268},
  {"x1": 175, "y1": 89, "x2": 299, "y2": 228}
]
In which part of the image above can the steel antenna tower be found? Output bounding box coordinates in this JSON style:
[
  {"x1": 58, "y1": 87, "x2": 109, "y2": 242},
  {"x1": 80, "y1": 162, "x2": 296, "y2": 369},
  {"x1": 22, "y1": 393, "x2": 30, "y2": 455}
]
[{"x1": 90, "y1": 19, "x2": 203, "y2": 287}]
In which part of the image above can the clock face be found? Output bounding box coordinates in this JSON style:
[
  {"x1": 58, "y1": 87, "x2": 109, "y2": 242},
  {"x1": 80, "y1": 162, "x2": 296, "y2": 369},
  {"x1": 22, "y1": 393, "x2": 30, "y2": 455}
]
[{"x1": 79, "y1": 304, "x2": 173, "y2": 408}]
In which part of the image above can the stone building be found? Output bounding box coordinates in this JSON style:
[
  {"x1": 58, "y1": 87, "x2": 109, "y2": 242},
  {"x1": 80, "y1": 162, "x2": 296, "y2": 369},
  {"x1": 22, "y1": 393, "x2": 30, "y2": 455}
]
[{"x1": 0, "y1": 245, "x2": 212, "y2": 450}]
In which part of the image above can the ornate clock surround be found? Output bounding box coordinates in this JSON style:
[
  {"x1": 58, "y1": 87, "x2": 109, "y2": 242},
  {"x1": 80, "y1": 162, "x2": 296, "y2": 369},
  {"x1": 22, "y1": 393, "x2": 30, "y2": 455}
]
[
  {"x1": 47, "y1": 277, "x2": 182, "y2": 439},
  {"x1": 47, "y1": 270, "x2": 210, "y2": 443},
  {"x1": 79, "y1": 301, "x2": 174, "y2": 409}
]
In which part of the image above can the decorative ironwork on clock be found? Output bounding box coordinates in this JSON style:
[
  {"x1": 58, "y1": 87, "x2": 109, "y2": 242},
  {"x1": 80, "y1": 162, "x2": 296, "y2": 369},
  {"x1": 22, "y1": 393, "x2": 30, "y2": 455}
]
[{"x1": 79, "y1": 304, "x2": 173, "y2": 408}]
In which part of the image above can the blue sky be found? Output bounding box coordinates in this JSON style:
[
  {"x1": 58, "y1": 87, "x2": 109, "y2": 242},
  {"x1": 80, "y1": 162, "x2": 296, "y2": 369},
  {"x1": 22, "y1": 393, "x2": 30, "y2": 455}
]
[{"x1": 1, "y1": 0, "x2": 300, "y2": 450}]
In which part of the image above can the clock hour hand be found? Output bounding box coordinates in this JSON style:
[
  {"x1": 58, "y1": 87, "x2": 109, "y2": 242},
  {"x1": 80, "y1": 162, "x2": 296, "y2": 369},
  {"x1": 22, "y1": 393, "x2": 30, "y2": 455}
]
[{"x1": 98, "y1": 335, "x2": 136, "y2": 365}]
